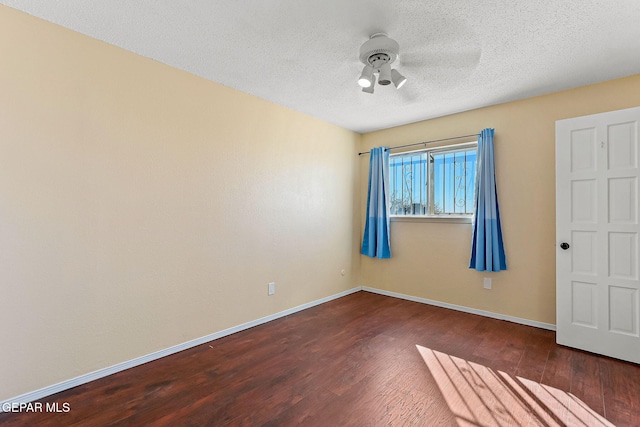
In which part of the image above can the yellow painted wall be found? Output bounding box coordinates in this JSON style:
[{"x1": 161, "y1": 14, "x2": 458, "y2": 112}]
[
  {"x1": 0, "y1": 6, "x2": 360, "y2": 401},
  {"x1": 359, "y1": 74, "x2": 640, "y2": 326}
]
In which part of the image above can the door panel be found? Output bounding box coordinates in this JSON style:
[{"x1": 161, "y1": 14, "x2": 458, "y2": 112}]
[
  {"x1": 609, "y1": 232, "x2": 637, "y2": 279},
  {"x1": 571, "y1": 281, "x2": 597, "y2": 327},
  {"x1": 609, "y1": 177, "x2": 636, "y2": 223},
  {"x1": 556, "y1": 106, "x2": 640, "y2": 364},
  {"x1": 608, "y1": 121, "x2": 636, "y2": 170},
  {"x1": 571, "y1": 179, "x2": 597, "y2": 222},
  {"x1": 570, "y1": 127, "x2": 597, "y2": 172},
  {"x1": 571, "y1": 231, "x2": 596, "y2": 275},
  {"x1": 608, "y1": 285, "x2": 638, "y2": 336}
]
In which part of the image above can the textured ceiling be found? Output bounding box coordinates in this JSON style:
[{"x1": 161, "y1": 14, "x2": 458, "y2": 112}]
[{"x1": 2, "y1": 1, "x2": 640, "y2": 133}]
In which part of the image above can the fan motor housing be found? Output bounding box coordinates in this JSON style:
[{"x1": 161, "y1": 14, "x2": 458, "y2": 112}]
[{"x1": 359, "y1": 33, "x2": 399, "y2": 67}]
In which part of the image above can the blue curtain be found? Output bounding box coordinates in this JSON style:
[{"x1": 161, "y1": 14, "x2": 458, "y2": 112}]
[
  {"x1": 469, "y1": 128, "x2": 507, "y2": 271},
  {"x1": 361, "y1": 146, "x2": 391, "y2": 258}
]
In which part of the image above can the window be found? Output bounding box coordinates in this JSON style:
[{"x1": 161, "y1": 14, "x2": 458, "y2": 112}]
[{"x1": 389, "y1": 143, "x2": 477, "y2": 217}]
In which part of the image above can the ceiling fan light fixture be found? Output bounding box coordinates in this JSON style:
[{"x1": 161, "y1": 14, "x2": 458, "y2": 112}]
[
  {"x1": 358, "y1": 65, "x2": 374, "y2": 88},
  {"x1": 359, "y1": 33, "x2": 399, "y2": 65},
  {"x1": 362, "y1": 74, "x2": 376, "y2": 94},
  {"x1": 378, "y1": 63, "x2": 392, "y2": 85},
  {"x1": 357, "y1": 33, "x2": 406, "y2": 94},
  {"x1": 391, "y1": 69, "x2": 407, "y2": 89}
]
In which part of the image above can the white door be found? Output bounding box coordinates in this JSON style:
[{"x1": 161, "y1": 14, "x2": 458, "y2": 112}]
[{"x1": 556, "y1": 106, "x2": 640, "y2": 364}]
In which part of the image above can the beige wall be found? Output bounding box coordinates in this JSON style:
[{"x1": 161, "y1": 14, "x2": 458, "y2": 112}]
[
  {"x1": 359, "y1": 74, "x2": 640, "y2": 326},
  {"x1": 0, "y1": 6, "x2": 360, "y2": 401}
]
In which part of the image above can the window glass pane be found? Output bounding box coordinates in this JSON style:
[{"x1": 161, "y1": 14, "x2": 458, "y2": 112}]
[
  {"x1": 389, "y1": 153, "x2": 426, "y2": 215},
  {"x1": 465, "y1": 150, "x2": 477, "y2": 213},
  {"x1": 432, "y1": 148, "x2": 476, "y2": 215},
  {"x1": 389, "y1": 144, "x2": 477, "y2": 217},
  {"x1": 412, "y1": 154, "x2": 426, "y2": 214}
]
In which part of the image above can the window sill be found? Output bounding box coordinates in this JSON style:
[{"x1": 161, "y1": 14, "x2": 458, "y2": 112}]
[{"x1": 390, "y1": 215, "x2": 473, "y2": 224}]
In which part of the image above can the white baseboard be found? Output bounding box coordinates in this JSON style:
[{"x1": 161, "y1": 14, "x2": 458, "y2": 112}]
[
  {"x1": 0, "y1": 287, "x2": 362, "y2": 411},
  {"x1": 362, "y1": 286, "x2": 556, "y2": 331}
]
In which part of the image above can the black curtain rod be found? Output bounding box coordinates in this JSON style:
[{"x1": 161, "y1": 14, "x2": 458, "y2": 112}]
[{"x1": 358, "y1": 133, "x2": 479, "y2": 156}]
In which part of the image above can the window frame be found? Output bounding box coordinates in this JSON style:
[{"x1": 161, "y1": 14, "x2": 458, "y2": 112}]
[{"x1": 389, "y1": 141, "x2": 478, "y2": 223}]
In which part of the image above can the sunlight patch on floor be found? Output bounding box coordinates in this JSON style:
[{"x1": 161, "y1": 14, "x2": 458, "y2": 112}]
[{"x1": 416, "y1": 345, "x2": 613, "y2": 427}]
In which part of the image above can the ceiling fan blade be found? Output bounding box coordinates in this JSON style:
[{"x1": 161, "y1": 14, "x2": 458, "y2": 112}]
[
  {"x1": 398, "y1": 87, "x2": 420, "y2": 102},
  {"x1": 399, "y1": 48, "x2": 482, "y2": 69}
]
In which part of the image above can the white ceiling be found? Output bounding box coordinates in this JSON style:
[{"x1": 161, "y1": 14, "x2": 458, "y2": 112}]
[{"x1": 2, "y1": 1, "x2": 640, "y2": 133}]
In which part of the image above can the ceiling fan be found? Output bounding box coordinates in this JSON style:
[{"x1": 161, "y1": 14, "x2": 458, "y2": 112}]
[
  {"x1": 357, "y1": 33, "x2": 407, "y2": 94},
  {"x1": 356, "y1": 27, "x2": 483, "y2": 101}
]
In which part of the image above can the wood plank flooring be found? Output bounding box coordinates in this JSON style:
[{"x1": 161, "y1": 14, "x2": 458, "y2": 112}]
[{"x1": 1, "y1": 291, "x2": 639, "y2": 426}]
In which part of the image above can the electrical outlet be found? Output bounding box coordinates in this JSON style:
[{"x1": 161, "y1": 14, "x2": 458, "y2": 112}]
[
  {"x1": 483, "y1": 278, "x2": 492, "y2": 289},
  {"x1": 268, "y1": 282, "x2": 275, "y2": 295}
]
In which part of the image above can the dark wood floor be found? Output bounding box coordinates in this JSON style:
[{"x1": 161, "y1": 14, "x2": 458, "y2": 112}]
[{"x1": 1, "y1": 291, "x2": 639, "y2": 426}]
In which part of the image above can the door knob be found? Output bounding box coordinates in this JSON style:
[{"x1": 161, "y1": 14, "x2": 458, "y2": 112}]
[{"x1": 560, "y1": 242, "x2": 570, "y2": 250}]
